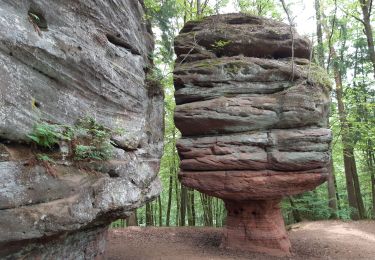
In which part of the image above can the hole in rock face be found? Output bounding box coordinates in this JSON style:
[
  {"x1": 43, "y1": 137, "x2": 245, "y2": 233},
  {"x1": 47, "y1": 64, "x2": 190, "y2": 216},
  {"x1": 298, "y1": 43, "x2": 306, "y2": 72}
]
[
  {"x1": 252, "y1": 211, "x2": 257, "y2": 216},
  {"x1": 28, "y1": 9, "x2": 48, "y2": 30},
  {"x1": 106, "y1": 34, "x2": 141, "y2": 55},
  {"x1": 108, "y1": 169, "x2": 120, "y2": 178},
  {"x1": 51, "y1": 143, "x2": 60, "y2": 151},
  {"x1": 234, "y1": 210, "x2": 239, "y2": 215},
  {"x1": 34, "y1": 101, "x2": 41, "y2": 108},
  {"x1": 271, "y1": 49, "x2": 292, "y2": 59},
  {"x1": 226, "y1": 16, "x2": 262, "y2": 25}
]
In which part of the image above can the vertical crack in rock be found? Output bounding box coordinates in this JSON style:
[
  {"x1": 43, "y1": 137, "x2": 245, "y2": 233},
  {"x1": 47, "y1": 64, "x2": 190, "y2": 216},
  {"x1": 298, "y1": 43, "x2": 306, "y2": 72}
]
[
  {"x1": 174, "y1": 14, "x2": 332, "y2": 257},
  {"x1": 0, "y1": 0, "x2": 163, "y2": 258}
]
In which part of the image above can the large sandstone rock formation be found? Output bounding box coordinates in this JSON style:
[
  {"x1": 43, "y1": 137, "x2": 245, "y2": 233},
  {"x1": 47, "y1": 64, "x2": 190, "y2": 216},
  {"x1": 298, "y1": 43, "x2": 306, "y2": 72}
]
[
  {"x1": 174, "y1": 14, "x2": 331, "y2": 256},
  {"x1": 0, "y1": 1, "x2": 163, "y2": 258}
]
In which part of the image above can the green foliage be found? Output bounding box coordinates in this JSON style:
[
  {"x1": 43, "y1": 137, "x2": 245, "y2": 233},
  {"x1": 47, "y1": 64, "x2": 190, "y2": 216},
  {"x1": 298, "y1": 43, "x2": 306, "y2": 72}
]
[
  {"x1": 282, "y1": 190, "x2": 332, "y2": 224},
  {"x1": 28, "y1": 11, "x2": 48, "y2": 29},
  {"x1": 236, "y1": 0, "x2": 281, "y2": 19},
  {"x1": 74, "y1": 144, "x2": 112, "y2": 161},
  {"x1": 72, "y1": 117, "x2": 114, "y2": 161},
  {"x1": 28, "y1": 117, "x2": 115, "y2": 161},
  {"x1": 36, "y1": 153, "x2": 56, "y2": 163},
  {"x1": 309, "y1": 64, "x2": 333, "y2": 89},
  {"x1": 28, "y1": 122, "x2": 70, "y2": 148},
  {"x1": 211, "y1": 40, "x2": 231, "y2": 49},
  {"x1": 28, "y1": 12, "x2": 40, "y2": 22}
]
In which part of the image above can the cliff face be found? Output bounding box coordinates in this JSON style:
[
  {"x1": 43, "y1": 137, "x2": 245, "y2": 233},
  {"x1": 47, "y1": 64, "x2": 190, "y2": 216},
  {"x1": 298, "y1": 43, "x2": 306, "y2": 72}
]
[
  {"x1": 0, "y1": 0, "x2": 163, "y2": 258},
  {"x1": 174, "y1": 14, "x2": 331, "y2": 256}
]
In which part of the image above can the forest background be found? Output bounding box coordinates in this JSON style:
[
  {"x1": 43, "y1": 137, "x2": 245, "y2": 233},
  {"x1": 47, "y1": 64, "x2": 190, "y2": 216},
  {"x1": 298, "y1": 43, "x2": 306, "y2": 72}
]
[{"x1": 112, "y1": 0, "x2": 375, "y2": 228}]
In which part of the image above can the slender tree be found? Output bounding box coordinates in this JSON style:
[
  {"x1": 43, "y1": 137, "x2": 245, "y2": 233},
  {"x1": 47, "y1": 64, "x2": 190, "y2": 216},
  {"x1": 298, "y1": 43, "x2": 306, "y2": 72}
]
[
  {"x1": 315, "y1": 0, "x2": 338, "y2": 218},
  {"x1": 180, "y1": 184, "x2": 187, "y2": 226},
  {"x1": 358, "y1": 0, "x2": 375, "y2": 76}
]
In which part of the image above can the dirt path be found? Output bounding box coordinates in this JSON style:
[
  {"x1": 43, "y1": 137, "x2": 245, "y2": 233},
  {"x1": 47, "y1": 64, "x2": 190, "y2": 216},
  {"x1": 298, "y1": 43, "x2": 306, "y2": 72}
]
[{"x1": 105, "y1": 220, "x2": 375, "y2": 260}]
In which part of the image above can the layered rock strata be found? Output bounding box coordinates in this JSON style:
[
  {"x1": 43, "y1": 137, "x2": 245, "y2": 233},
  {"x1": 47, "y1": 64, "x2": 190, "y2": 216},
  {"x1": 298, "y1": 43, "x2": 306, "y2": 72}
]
[
  {"x1": 174, "y1": 14, "x2": 331, "y2": 256},
  {"x1": 0, "y1": 1, "x2": 163, "y2": 259}
]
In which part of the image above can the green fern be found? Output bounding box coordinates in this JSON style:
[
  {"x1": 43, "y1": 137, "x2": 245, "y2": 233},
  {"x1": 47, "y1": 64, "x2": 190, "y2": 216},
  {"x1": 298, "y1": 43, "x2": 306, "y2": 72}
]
[{"x1": 27, "y1": 122, "x2": 69, "y2": 148}]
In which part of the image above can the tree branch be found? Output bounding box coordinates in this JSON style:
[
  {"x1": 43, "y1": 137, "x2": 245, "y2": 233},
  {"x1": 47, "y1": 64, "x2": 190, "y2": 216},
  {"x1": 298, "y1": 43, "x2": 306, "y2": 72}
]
[
  {"x1": 369, "y1": 0, "x2": 373, "y2": 16},
  {"x1": 201, "y1": 0, "x2": 209, "y2": 14},
  {"x1": 339, "y1": 6, "x2": 365, "y2": 25},
  {"x1": 326, "y1": 0, "x2": 338, "y2": 71},
  {"x1": 280, "y1": 0, "x2": 295, "y2": 81}
]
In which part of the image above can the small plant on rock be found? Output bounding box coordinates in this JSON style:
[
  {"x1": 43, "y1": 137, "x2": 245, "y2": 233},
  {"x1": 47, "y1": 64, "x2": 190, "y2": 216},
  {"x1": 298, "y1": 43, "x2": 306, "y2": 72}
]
[
  {"x1": 28, "y1": 117, "x2": 117, "y2": 162},
  {"x1": 36, "y1": 153, "x2": 56, "y2": 163},
  {"x1": 72, "y1": 117, "x2": 114, "y2": 161},
  {"x1": 27, "y1": 122, "x2": 70, "y2": 149},
  {"x1": 211, "y1": 40, "x2": 231, "y2": 50}
]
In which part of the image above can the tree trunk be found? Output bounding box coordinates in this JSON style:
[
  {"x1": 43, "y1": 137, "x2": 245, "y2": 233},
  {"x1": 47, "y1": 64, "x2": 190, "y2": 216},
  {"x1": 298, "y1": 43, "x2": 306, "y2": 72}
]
[
  {"x1": 328, "y1": 160, "x2": 338, "y2": 218},
  {"x1": 184, "y1": 0, "x2": 187, "y2": 24},
  {"x1": 315, "y1": 0, "x2": 338, "y2": 217},
  {"x1": 126, "y1": 210, "x2": 138, "y2": 226},
  {"x1": 215, "y1": 198, "x2": 222, "y2": 227},
  {"x1": 146, "y1": 202, "x2": 153, "y2": 226},
  {"x1": 358, "y1": 0, "x2": 375, "y2": 76},
  {"x1": 368, "y1": 145, "x2": 375, "y2": 218},
  {"x1": 288, "y1": 196, "x2": 302, "y2": 223},
  {"x1": 191, "y1": 190, "x2": 196, "y2": 226},
  {"x1": 166, "y1": 172, "x2": 173, "y2": 226},
  {"x1": 200, "y1": 193, "x2": 213, "y2": 226},
  {"x1": 175, "y1": 175, "x2": 180, "y2": 225},
  {"x1": 187, "y1": 189, "x2": 195, "y2": 226},
  {"x1": 153, "y1": 201, "x2": 157, "y2": 226},
  {"x1": 197, "y1": 0, "x2": 202, "y2": 16},
  {"x1": 332, "y1": 47, "x2": 361, "y2": 220},
  {"x1": 334, "y1": 173, "x2": 341, "y2": 211},
  {"x1": 215, "y1": 0, "x2": 220, "y2": 14},
  {"x1": 314, "y1": 0, "x2": 325, "y2": 67},
  {"x1": 180, "y1": 184, "x2": 187, "y2": 226},
  {"x1": 158, "y1": 196, "x2": 162, "y2": 226},
  {"x1": 350, "y1": 150, "x2": 366, "y2": 218}
]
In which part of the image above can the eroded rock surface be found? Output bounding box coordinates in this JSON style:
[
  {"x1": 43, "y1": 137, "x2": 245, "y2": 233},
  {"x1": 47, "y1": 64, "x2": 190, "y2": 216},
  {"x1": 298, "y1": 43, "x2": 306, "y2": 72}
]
[
  {"x1": 0, "y1": 1, "x2": 163, "y2": 258},
  {"x1": 174, "y1": 14, "x2": 331, "y2": 256}
]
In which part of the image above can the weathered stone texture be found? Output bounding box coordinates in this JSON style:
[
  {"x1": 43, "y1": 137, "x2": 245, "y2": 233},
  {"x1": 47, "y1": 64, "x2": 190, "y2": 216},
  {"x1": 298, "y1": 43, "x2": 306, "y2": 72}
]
[
  {"x1": 0, "y1": 0, "x2": 163, "y2": 258},
  {"x1": 174, "y1": 14, "x2": 331, "y2": 256}
]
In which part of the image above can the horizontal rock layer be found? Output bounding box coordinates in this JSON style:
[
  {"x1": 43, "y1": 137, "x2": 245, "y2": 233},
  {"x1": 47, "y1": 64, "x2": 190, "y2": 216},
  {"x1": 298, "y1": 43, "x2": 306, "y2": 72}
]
[
  {"x1": 0, "y1": 0, "x2": 163, "y2": 258},
  {"x1": 174, "y1": 14, "x2": 311, "y2": 62},
  {"x1": 174, "y1": 57, "x2": 330, "y2": 136},
  {"x1": 179, "y1": 170, "x2": 327, "y2": 200},
  {"x1": 178, "y1": 128, "x2": 331, "y2": 172}
]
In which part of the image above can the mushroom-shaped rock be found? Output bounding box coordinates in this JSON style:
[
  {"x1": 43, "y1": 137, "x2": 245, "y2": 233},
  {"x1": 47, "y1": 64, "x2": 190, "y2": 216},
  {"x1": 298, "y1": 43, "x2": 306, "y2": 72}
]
[{"x1": 174, "y1": 13, "x2": 331, "y2": 257}]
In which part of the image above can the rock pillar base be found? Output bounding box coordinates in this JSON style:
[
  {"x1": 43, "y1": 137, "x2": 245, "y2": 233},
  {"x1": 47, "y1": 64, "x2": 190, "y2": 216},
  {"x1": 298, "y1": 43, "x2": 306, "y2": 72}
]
[{"x1": 222, "y1": 199, "x2": 291, "y2": 257}]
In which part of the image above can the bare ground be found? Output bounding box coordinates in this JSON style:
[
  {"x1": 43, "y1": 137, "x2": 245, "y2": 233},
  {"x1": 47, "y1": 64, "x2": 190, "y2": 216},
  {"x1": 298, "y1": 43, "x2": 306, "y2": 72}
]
[{"x1": 105, "y1": 220, "x2": 375, "y2": 260}]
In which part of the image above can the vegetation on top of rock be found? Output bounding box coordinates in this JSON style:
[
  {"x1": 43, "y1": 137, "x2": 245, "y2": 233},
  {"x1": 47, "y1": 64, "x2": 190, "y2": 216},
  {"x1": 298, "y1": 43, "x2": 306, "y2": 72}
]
[{"x1": 307, "y1": 64, "x2": 332, "y2": 90}]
